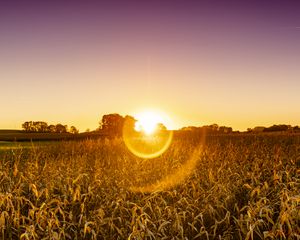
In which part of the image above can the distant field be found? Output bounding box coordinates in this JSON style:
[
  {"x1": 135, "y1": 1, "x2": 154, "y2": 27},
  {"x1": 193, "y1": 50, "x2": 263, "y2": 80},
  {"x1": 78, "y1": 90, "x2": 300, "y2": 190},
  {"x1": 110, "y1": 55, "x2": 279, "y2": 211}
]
[
  {"x1": 0, "y1": 141, "x2": 30, "y2": 150},
  {"x1": 0, "y1": 130, "x2": 107, "y2": 142},
  {"x1": 0, "y1": 133, "x2": 299, "y2": 239},
  {"x1": 0, "y1": 141, "x2": 58, "y2": 151},
  {"x1": 0, "y1": 131, "x2": 74, "y2": 142}
]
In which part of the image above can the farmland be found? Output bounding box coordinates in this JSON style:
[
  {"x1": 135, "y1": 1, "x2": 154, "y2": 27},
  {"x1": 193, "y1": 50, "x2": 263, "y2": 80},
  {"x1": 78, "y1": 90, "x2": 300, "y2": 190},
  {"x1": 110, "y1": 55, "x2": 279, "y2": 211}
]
[
  {"x1": 0, "y1": 133, "x2": 299, "y2": 239},
  {"x1": 0, "y1": 130, "x2": 106, "y2": 142}
]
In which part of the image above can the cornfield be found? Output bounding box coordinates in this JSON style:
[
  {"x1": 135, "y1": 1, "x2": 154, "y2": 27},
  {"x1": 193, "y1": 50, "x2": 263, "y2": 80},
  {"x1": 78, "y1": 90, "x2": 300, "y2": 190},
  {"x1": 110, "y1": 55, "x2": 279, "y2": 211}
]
[{"x1": 0, "y1": 133, "x2": 299, "y2": 239}]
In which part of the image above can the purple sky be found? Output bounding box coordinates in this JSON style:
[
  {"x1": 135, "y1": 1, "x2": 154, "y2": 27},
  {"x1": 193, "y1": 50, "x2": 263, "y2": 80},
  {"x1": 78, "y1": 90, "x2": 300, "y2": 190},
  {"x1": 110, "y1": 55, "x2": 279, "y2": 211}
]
[{"x1": 1, "y1": 1, "x2": 300, "y2": 130}]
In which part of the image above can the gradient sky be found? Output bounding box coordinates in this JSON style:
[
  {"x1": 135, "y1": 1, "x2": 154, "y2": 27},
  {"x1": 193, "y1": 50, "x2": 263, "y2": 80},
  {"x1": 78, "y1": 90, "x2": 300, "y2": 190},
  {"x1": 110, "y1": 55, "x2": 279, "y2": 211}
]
[{"x1": 1, "y1": 1, "x2": 300, "y2": 131}]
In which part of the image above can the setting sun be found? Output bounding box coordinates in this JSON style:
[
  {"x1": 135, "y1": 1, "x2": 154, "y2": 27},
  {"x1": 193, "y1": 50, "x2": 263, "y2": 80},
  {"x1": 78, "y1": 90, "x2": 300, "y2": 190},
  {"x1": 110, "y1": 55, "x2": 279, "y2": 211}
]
[
  {"x1": 123, "y1": 110, "x2": 173, "y2": 159},
  {"x1": 134, "y1": 111, "x2": 165, "y2": 135}
]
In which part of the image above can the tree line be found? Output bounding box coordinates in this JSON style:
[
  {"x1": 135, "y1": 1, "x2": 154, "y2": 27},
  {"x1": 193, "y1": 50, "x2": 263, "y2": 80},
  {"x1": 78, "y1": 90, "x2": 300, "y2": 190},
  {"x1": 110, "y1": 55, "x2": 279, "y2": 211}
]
[
  {"x1": 98, "y1": 113, "x2": 167, "y2": 136},
  {"x1": 98, "y1": 115, "x2": 234, "y2": 136},
  {"x1": 22, "y1": 115, "x2": 300, "y2": 136},
  {"x1": 22, "y1": 121, "x2": 79, "y2": 134},
  {"x1": 180, "y1": 124, "x2": 233, "y2": 133},
  {"x1": 247, "y1": 124, "x2": 300, "y2": 133}
]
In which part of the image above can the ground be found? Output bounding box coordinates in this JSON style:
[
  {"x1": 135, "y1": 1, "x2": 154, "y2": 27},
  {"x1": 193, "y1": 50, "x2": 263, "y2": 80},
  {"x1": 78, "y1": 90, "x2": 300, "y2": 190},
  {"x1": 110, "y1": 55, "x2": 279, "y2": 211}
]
[{"x1": 0, "y1": 133, "x2": 299, "y2": 239}]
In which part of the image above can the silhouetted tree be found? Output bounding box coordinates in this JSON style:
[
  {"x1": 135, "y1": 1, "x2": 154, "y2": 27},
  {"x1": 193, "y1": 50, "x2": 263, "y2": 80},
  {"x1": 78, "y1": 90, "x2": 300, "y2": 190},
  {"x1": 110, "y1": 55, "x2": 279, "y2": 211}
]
[
  {"x1": 47, "y1": 125, "x2": 56, "y2": 132},
  {"x1": 55, "y1": 124, "x2": 68, "y2": 133},
  {"x1": 293, "y1": 126, "x2": 300, "y2": 132},
  {"x1": 22, "y1": 121, "x2": 74, "y2": 133},
  {"x1": 22, "y1": 121, "x2": 32, "y2": 132},
  {"x1": 157, "y1": 123, "x2": 167, "y2": 131},
  {"x1": 210, "y1": 124, "x2": 219, "y2": 132},
  {"x1": 36, "y1": 121, "x2": 48, "y2": 132},
  {"x1": 180, "y1": 126, "x2": 199, "y2": 131},
  {"x1": 22, "y1": 121, "x2": 48, "y2": 132},
  {"x1": 227, "y1": 127, "x2": 233, "y2": 133},
  {"x1": 263, "y1": 124, "x2": 289, "y2": 132},
  {"x1": 219, "y1": 126, "x2": 233, "y2": 133},
  {"x1": 99, "y1": 113, "x2": 137, "y2": 137},
  {"x1": 70, "y1": 126, "x2": 79, "y2": 134},
  {"x1": 100, "y1": 114, "x2": 124, "y2": 136},
  {"x1": 202, "y1": 124, "x2": 219, "y2": 133}
]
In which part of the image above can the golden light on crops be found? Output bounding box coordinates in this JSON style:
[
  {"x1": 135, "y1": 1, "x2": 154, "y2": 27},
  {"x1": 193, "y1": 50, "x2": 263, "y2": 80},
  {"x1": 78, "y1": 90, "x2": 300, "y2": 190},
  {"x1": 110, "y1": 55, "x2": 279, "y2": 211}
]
[{"x1": 123, "y1": 110, "x2": 173, "y2": 159}]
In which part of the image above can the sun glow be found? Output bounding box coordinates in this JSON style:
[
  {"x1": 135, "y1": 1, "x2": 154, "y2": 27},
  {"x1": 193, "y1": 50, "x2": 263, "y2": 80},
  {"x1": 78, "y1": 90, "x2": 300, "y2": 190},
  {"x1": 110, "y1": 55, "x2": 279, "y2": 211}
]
[
  {"x1": 134, "y1": 111, "x2": 164, "y2": 135},
  {"x1": 123, "y1": 110, "x2": 173, "y2": 159}
]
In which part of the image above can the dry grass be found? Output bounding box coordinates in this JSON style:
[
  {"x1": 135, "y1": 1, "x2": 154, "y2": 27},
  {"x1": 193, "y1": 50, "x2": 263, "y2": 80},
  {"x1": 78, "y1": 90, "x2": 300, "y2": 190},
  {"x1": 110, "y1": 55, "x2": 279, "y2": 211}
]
[{"x1": 0, "y1": 133, "x2": 299, "y2": 239}]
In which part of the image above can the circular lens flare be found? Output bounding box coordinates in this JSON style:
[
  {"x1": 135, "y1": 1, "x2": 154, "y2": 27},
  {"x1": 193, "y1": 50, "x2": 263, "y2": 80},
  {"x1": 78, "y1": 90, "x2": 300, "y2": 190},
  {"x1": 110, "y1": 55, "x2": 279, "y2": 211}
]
[
  {"x1": 123, "y1": 111, "x2": 173, "y2": 159},
  {"x1": 128, "y1": 131, "x2": 206, "y2": 193}
]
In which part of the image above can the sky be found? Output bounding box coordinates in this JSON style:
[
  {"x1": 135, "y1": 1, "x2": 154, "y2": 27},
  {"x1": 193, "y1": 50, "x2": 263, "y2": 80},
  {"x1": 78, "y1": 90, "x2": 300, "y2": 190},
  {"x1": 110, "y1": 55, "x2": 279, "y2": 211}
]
[{"x1": 1, "y1": 1, "x2": 300, "y2": 131}]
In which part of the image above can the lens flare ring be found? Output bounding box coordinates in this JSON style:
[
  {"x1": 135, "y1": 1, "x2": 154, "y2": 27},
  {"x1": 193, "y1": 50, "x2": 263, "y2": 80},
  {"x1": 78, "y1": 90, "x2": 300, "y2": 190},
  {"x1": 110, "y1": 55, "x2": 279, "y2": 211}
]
[
  {"x1": 122, "y1": 117, "x2": 173, "y2": 159},
  {"x1": 129, "y1": 145, "x2": 204, "y2": 193},
  {"x1": 122, "y1": 115, "x2": 206, "y2": 193},
  {"x1": 124, "y1": 128, "x2": 206, "y2": 193}
]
